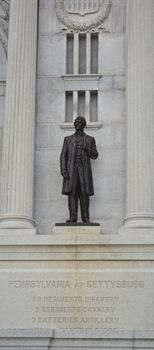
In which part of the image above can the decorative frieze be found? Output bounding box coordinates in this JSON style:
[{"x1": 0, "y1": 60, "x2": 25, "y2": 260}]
[{"x1": 55, "y1": 0, "x2": 112, "y2": 32}]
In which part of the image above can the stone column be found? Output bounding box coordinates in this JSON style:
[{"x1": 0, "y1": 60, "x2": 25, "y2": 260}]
[
  {"x1": 124, "y1": 0, "x2": 154, "y2": 228},
  {"x1": 0, "y1": 0, "x2": 38, "y2": 229}
]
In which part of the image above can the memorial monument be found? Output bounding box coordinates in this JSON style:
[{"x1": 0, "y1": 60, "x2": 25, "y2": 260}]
[{"x1": 0, "y1": 0, "x2": 154, "y2": 349}]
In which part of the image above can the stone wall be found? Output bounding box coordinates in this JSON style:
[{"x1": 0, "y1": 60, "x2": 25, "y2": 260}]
[{"x1": 35, "y1": 0, "x2": 126, "y2": 234}]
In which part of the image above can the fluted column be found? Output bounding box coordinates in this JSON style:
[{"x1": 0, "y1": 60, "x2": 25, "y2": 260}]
[
  {"x1": 0, "y1": 0, "x2": 38, "y2": 229},
  {"x1": 124, "y1": 0, "x2": 154, "y2": 228}
]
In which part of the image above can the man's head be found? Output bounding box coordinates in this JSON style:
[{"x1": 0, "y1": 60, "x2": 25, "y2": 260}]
[{"x1": 74, "y1": 116, "x2": 86, "y2": 131}]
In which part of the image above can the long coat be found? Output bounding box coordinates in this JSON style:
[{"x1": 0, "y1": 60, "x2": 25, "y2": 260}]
[{"x1": 60, "y1": 133, "x2": 98, "y2": 196}]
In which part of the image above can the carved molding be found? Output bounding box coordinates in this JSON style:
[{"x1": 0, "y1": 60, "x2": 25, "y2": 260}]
[
  {"x1": 55, "y1": 0, "x2": 112, "y2": 31},
  {"x1": 0, "y1": 0, "x2": 10, "y2": 57}
]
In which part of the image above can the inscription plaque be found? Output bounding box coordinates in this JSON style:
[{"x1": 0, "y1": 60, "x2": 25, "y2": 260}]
[{"x1": 0, "y1": 270, "x2": 154, "y2": 330}]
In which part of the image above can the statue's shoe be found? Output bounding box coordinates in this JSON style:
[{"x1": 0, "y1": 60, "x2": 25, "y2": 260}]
[{"x1": 82, "y1": 218, "x2": 90, "y2": 223}]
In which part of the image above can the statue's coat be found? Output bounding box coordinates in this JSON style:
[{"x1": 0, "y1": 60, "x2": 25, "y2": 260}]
[{"x1": 60, "y1": 133, "x2": 98, "y2": 196}]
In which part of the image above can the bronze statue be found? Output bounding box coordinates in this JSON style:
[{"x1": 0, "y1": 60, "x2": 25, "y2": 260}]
[{"x1": 60, "y1": 116, "x2": 98, "y2": 223}]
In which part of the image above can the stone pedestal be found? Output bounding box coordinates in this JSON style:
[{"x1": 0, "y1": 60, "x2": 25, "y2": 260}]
[
  {"x1": 0, "y1": 232, "x2": 154, "y2": 340},
  {"x1": 54, "y1": 223, "x2": 101, "y2": 235}
]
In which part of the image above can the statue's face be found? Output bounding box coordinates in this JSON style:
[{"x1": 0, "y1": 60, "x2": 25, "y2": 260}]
[{"x1": 74, "y1": 117, "x2": 86, "y2": 131}]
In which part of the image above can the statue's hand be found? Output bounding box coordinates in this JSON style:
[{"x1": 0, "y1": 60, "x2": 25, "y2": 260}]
[{"x1": 62, "y1": 170, "x2": 69, "y2": 179}]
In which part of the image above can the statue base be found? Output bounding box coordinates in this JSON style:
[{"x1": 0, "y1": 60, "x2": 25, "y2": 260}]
[{"x1": 54, "y1": 222, "x2": 101, "y2": 234}]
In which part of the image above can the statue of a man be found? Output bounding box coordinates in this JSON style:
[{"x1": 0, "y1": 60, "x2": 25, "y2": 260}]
[{"x1": 60, "y1": 116, "x2": 98, "y2": 223}]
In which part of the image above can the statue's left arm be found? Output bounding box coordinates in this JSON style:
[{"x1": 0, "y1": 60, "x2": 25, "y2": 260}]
[{"x1": 84, "y1": 137, "x2": 98, "y2": 160}]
